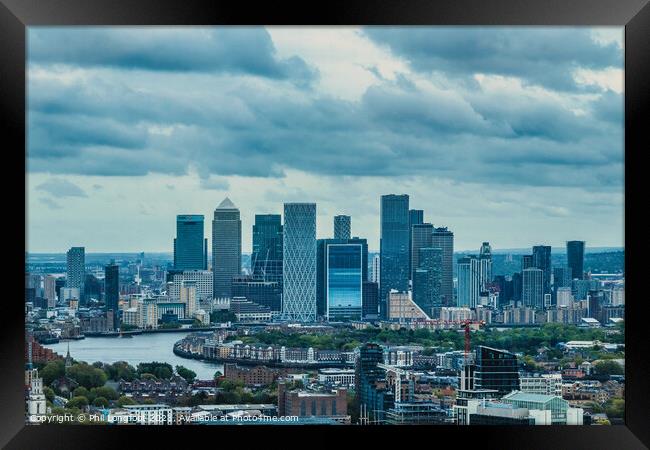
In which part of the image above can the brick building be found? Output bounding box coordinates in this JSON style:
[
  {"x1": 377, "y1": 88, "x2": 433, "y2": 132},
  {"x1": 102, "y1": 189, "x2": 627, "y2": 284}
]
[
  {"x1": 278, "y1": 382, "x2": 348, "y2": 422},
  {"x1": 223, "y1": 363, "x2": 284, "y2": 386}
]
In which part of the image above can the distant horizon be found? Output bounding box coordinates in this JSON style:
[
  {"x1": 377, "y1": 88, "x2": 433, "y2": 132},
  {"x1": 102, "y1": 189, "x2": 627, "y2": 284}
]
[{"x1": 26, "y1": 245, "x2": 625, "y2": 257}]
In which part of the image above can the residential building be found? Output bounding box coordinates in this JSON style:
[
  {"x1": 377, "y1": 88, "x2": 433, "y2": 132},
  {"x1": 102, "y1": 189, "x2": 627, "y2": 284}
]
[
  {"x1": 66, "y1": 247, "x2": 85, "y2": 301},
  {"x1": 283, "y1": 203, "x2": 317, "y2": 322}
]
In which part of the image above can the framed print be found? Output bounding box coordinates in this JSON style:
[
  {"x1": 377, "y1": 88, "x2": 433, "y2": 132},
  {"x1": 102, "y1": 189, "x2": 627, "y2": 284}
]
[{"x1": 1, "y1": 0, "x2": 648, "y2": 448}]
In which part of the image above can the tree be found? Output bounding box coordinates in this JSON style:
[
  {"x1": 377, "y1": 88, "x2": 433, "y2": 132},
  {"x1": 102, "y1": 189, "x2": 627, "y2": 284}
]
[
  {"x1": 40, "y1": 360, "x2": 65, "y2": 386},
  {"x1": 72, "y1": 387, "x2": 90, "y2": 400},
  {"x1": 92, "y1": 396, "x2": 109, "y2": 408},
  {"x1": 176, "y1": 366, "x2": 197, "y2": 383},
  {"x1": 605, "y1": 398, "x2": 625, "y2": 418},
  {"x1": 137, "y1": 362, "x2": 173, "y2": 380},
  {"x1": 91, "y1": 386, "x2": 119, "y2": 401},
  {"x1": 43, "y1": 386, "x2": 55, "y2": 403},
  {"x1": 67, "y1": 396, "x2": 89, "y2": 409},
  {"x1": 117, "y1": 396, "x2": 136, "y2": 407},
  {"x1": 67, "y1": 363, "x2": 108, "y2": 389},
  {"x1": 594, "y1": 360, "x2": 624, "y2": 376}
]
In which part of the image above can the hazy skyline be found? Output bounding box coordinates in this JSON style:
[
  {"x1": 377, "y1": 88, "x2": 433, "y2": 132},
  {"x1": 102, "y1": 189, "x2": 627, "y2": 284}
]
[{"x1": 27, "y1": 27, "x2": 624, "y2": 253}]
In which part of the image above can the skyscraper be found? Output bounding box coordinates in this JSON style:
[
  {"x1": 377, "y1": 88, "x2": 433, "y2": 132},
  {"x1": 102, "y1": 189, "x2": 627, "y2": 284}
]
[
  {"x1": 408, "y1": 209, "x2": 424, "y2": 275},
  {"x1": 104, "y1": 263, "x2": 120, "y2": 329},
  {"x1": 457, "y1": 256, "x2": 473, "y2": 308},
  {"x1": 212, "y1": 198, "x2": 242, "y2": 299},
  {"x1": 44, "y1": 275, "x2": 56, "y2": 308},
  {"x1": 333, "y1": 215, "x2": 351, "y2": 240},
  {"x1": 379, "y1": 194, "x2": 410, "y2": 318},
  {"x1": 252, "y1": 214, "x2": 283, "y2": 286},
  {"x1": 432, "y1": 227, "x2": 454, "y2": 306},
  {"x1": 474, "y1": 346, "x2": 520, "y2": 396},
  {"x1": 283, "y1": 203, "x2": 317, "y2": 322},
  {"x1": 326, "y1": 243, "x2": 363, "y2": 321},
  {"x1": 317, "y1": 237, "x2": 368, "y2": 317},
  {"x1": 522, "y1": 268, "x2": 544, "y2": 309},
  {"x1": 567, "y1": 241, "x2": 585, "y2": 280},
  {"x1": 66, "y1": 247, "x2": 85, "y2": 300},
  {"x1": 174, "y1": 215, "x2": 207, "y2": 270},
  {"x1": 371, "y1": 254, "x2": 380, "y2": 284},
  {"x1": 410, "y1": 223, "x2": 434, "y2": 281},
  {"x1": 362, "y1": 281, "x2": 379, "y2": 320},
  {"x1": 412, "y1": 247, "x2": 443, "y2": 317},
  {"x1": 532, "y1": 245, "x2": 552, "y2": 294},
  {"x1": 478, "y1": 242, "x2": 493, "y2": 292},
  {"x1": 521, "y1": 255, "x2": 533, "y2": 270}
]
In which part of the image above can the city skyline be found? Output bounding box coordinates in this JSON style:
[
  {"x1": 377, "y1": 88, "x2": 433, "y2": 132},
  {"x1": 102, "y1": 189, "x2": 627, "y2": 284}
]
[{"x1": 27, "y1": 27, "x2": 624, "y2": 253}]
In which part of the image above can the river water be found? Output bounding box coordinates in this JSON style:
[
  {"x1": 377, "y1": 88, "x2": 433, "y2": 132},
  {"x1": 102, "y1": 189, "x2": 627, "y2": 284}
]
[{"x1": 43, "y1": 331, "x2": 223, "y2": 380}]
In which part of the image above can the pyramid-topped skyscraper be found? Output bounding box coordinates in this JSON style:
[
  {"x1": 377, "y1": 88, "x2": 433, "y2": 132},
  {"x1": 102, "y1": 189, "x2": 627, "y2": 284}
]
[{"x1": 212, "y1": 197, "x2": 242, "y2": 299}]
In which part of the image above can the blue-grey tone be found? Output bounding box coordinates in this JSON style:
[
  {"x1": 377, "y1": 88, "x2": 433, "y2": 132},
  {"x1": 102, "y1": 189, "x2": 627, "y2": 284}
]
[
  {"x1": 379, "y1": 194, "x2": 410, "y2": 318},
  {"x1": 283, "y1": 203, "x2": 317, "y2": 322},
  {"x1": 174, "y1": 215, "x2": 207, "y2": 270}
]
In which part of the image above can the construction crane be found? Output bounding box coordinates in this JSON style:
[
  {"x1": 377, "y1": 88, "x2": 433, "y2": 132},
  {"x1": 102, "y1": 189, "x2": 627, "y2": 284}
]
[{"x1": 461, "y1": 319, "x2": 485, "y2": 366}]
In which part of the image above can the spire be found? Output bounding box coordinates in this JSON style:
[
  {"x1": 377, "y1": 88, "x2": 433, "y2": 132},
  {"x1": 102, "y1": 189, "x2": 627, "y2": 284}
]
[
  {"x1": 216, "y1": 197, "x2": 237, "y2": 210},
  {"x1": 65, "y1": 342, "x2": 72, "y2": 370}
]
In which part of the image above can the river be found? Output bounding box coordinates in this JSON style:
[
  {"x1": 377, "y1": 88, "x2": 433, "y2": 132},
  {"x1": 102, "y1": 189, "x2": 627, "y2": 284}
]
[{"x1": 43, "y1": 332, "x2": 223, "y2": 380}]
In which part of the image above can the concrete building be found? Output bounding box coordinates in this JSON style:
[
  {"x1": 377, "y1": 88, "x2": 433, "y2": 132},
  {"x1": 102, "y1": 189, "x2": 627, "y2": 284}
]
[
  {"x1": 519, "y1": 373, "x2": 562, "y2": 397},
  {"x1": 388, "y1": 290, "x2": 430, "y2": 321},
  {"x1": 278, "y1": 382, "x2": 349, "y2": 422}
]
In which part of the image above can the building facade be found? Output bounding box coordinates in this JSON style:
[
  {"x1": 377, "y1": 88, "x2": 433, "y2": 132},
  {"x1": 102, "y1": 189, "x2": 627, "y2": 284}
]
[
  {"x1": 212, "y1": 198, "x2": 242, "y2": 299},
  {"x1": 432, "y1": 227, "x2": 454, "y2": 306},
  {"x1": 333, "y1": 215, "x2": 351, "y2": 240},
  {"x1": 174, "y1": 215, "x2": 208, "y2": 271},
  {"x1": 283, "y1": 203, "x2": 317, "y2": 322},
  {"x1": 380, "y1": 194, "x2": 410, "y2": 319}
]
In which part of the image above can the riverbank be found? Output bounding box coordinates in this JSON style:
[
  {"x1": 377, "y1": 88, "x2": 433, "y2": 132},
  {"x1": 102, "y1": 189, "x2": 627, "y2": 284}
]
[{"x1": 172, "y1": 342, "x2": 350, "y2": 369}]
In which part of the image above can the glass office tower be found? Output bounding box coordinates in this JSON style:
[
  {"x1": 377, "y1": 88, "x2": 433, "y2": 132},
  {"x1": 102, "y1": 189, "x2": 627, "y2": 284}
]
[
  {"x1": 212, "y1": 198, "x2": 242, "y2": 299},
  {"x1": 333, "y1": 215, "x2": 351, "y2": 240},
  {"x1": 380, "y1": 194, "x2": 410, "y2": 319},
  {"x1": 174, "y1": 215, "x2": 207, "y2": 270},
  {"x1": 326, "y1": 243, "x2": 363, "y2": 321},
  {"x1": 252, "y1": 214, "x2": 283, "y2": 286},
  {"x1": 283, "y1": 203, "x2": 317, "y2": 322},
  {"x1": 567, "y1": 240, "x2": 585, "y2": 280},
  {"x1": 66, "y1": 246, "x2": 85, "y2": 300}
]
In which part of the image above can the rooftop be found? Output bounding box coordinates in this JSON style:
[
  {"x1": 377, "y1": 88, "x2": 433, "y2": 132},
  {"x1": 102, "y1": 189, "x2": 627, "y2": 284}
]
[
  {"x1": 502, "y1": 391, "x2": 560, "y2": 404},
  {"x1": 216, "y1": 197, "x2": 237, "y2": 210}
]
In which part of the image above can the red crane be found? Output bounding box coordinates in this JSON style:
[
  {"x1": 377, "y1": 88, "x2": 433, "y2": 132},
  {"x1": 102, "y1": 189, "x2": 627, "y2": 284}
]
[{"x1": 461, "y1": 319, "x2": 485, "y2": 365}]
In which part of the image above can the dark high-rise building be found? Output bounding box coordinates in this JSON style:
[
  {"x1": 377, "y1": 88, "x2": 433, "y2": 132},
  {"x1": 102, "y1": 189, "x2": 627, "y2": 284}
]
[
  {"x1": 104, "y1": 263, "x2": 120, "y2": 329},
  {"x1": 174, "y1": 215, "x2": 208, "y2": 270},
  {"x1": 55, "y1": 278, "x2": 66, "y2": 303},
  {"x1": 251, "y1": 214, "x2": 283, "y2": 286},
  {"x1": 588, "y1": 290, "x2": 605, "y2": 321},
  {"x1": 317, "y1": 237, "x2": 368, "y2": 317},
  {"x1": 511, "y1": 272, "x2": 522, "y2": 304},
  {"x1": 412, "y1": 247, "x2": 443, "y2": 317},
  {"x1": 212, "y1": 198, "x2": 242, "y2": 299},
  {"x1": 494, "y1": 275, "x2": 512, "y2": 306},
  {"x1": 522, "y1": 268, "x2": 544, "y2": 309},
  {"x1": 567, "y1": 241, "x2": 585, "y2": 280},
  {"x1": 355, "y1": 343, "x2": 394, "y2": 423},
  {"x1": 362, "y1": 281, "x2": 379, "y2": 320},
  {"x1": 532, "y1": 245, "x2": 552, "y2": 295},
  {"x1": 410, "y1": 223, "x2": 434, "y2": 281},
  {"x1": 283, "y1": 203, "x2": 317, "y2": 322},
  {"x1": 474, "y1": 346, "x2": 519, "y2": 396},
  {"x1": 379, "y1": 194, "x2": 410, "y2": 318},
  {"x1": 521, "y1": 255, "x2": 533, "y2": 270},
  {"x1": 231, "y1": 276, "x2": 282, "y2": 312},
  {"x1": 432, "y1": 227, "x2": 454, "y2": 306},
  {"x1": 84, "y1": 274, "x2": 102, "y2": 302},
  {"x1": 408, "y1": 209, "x2": 424, "y2": 276},
  {"x1": 326, "y1": 243, "x2": 363, "y2": 321},
  {"x1": 553, "y1": 266, "x2": 572, "y2": 289},
  {"x1": 333, "y1": 215, "x2": 351, "y2": 240},
  {"x1": 66, "y1": 247, "x2": 85, "y2": 300}
]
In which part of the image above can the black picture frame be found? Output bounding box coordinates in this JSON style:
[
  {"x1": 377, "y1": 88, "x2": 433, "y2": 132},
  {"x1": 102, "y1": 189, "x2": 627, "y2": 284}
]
[{"x1": 2, "y1": 0, "x2": 648, "y2": 448}]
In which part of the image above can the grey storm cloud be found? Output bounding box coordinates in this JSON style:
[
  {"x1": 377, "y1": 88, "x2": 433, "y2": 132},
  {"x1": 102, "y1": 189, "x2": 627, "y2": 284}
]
[
  {"x1": 35, "y1": 178, "x2": 87, "y2": 198},
  {"x1": 27, "y1": 27, "x2": 623, "y2": 192},
  {"x1": 29, "y1": 28, "x2": 318, "y2": 85},
  {"x1": 362, "y1": 27, "x2": 622, "y2": 92}
]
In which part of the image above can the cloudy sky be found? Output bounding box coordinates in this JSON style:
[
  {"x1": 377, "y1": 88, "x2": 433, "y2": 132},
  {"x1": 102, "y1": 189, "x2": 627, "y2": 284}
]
[{"x1": 27, "y1": 27, "x2": 624, "y2": 253}]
